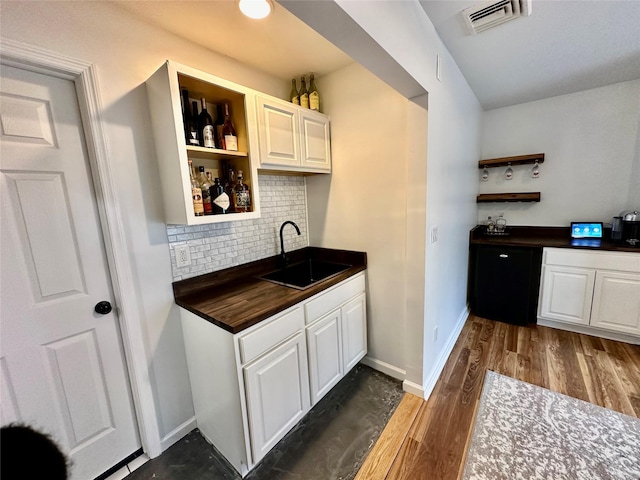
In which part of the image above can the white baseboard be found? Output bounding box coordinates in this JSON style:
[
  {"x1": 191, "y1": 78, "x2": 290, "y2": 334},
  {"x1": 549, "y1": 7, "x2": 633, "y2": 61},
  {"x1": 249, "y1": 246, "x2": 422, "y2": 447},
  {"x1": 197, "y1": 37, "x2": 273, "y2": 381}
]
[
  {"x1": 402, "y1": 379, "x2": 425, "y2": 398},
  {"x1": 159, "y1": 416, "x2": 197, "y2": 453},
  {"x1": 537, "y1": 318, "x2": 640, "y2": 345},
  {"x1": 360, "y1": 356, "x2": 406, "y2": 381},
  {"x1": 422, "y1": 305, "x2": 469, "y2": 400}
]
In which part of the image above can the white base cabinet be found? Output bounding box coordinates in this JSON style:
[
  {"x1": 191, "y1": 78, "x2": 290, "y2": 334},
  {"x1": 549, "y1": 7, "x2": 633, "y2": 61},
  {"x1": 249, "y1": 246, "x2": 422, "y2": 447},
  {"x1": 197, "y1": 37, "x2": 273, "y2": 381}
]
[
  {"x1": 538, "y1": 248, "x2": 640, "y2": 342},
  {"x1": 179, "y1": 272, "x2": 366, "y2": 477}
]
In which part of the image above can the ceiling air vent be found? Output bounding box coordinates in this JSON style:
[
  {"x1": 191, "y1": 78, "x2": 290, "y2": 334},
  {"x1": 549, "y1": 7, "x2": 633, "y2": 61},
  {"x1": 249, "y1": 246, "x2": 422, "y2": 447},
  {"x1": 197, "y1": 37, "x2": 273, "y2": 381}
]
[{"x1": 462, "y1": 0, "x2": 532, "y2": 35}]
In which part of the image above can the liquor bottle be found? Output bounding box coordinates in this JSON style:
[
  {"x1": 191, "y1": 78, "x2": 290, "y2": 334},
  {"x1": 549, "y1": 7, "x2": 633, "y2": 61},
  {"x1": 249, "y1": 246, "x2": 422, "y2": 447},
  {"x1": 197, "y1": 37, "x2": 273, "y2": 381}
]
[
  {"x1": 198, "y1": 166, "x2": 213, "y2": 215},
  {"x1": 188, "y1": 160, "x2": 204, "y2": 216},
  {"x1": 290, "y1": 78, "x2": 300, "y2": 105},
  {"x1": 222, "y1": 103, "x2": 238, "y2": 151},
  {"x1": 185, "y1": 99, "x2": 200, "y2": 147},
  {"x1": 308, "y1": 74, "x2": 320, "y2": 111},
  {"x1": 232, "y1": 170, "x2": 251, "y2": 213},
  {"x1": 224, "y1": 165, "x2": 236, "y2": 213},
  {"x1": 299, "y1": 76, "x2": 309, "y2": 109},
  {"x1": 209, "y1": 177, "x2": 229, "y2": 214},
  {"x1": 198, "y1": 98, "x2": 216, "y2": 148},
  {"x1": 215, "y1": 104, "x2": 225, "y2": 151}
]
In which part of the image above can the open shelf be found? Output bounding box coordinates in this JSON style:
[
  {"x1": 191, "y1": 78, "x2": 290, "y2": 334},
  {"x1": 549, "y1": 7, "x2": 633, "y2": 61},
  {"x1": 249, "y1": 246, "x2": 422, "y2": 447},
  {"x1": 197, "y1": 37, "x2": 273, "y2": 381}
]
[
  {"x1": 478, "y1": 153, "x2": 545, "y2": 169},
  {"x1": 477, "y1": 192, "x2": 541, "y2": 203}
]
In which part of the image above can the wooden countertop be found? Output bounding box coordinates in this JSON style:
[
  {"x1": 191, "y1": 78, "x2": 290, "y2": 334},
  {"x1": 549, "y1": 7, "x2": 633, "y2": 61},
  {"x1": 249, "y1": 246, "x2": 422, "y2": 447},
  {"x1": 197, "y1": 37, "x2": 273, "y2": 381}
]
[
  {"x1": 173, "y1": 247, "x2": 367, "y2": 334},
  {"x1": 470, "y1": 225, "x2": 640, "y2": 253}
]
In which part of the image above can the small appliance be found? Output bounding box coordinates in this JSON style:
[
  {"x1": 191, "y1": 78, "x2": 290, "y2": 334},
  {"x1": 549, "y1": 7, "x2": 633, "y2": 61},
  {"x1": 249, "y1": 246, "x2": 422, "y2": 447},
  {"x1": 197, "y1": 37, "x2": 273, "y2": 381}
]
[
  {"x1": 611, "y1": 216, "x2": 623, "y2": 241},
  {"x1": 621, "y1": 210, "x2": 640, "y2": 246}
]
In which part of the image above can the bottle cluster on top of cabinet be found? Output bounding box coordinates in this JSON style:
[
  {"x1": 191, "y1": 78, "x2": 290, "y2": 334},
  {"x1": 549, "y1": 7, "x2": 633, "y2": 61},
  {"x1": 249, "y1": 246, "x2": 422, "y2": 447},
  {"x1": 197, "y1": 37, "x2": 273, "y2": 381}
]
[
  {"x1": 289, "y1": 74, "x2": 320, "y2": 112},
  {"x1": 146, "y1": 61, "x2": 332, "y2": 226},
  {"x1": 476, "y1": 153, "x2": 544, "y2": 203}
]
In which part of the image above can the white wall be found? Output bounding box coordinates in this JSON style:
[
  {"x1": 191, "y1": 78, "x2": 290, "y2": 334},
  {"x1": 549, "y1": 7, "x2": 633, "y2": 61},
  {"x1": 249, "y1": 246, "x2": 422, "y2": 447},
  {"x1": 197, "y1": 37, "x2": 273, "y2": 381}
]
[
  {"x1": 307, "y1": 63, "x2": 412, "y2": 378},
  {"x1": 335, "y1": 1, "x2": 483, "y2": 393},
  {"x1": 0, "y1": 0, "x2": 289, "y2": 451},
  {"x1": 480, "y1": 80, "x2": 640, "y2": 226}
]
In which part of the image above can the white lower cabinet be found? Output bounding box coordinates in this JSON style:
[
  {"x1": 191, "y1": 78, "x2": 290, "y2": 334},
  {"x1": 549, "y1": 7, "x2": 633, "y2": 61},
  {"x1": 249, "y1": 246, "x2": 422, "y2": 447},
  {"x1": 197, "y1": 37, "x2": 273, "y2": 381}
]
[
  {"x1": 244, "y1": 331, "x2": 310, "y2": 463},
  {"x1": 590, "y1": 271, "x2": 640, "y2": 335},
  {"x1": 538, "y1": 248, "x2": 640, "y2": 341},
  {"x1": 179, "y1": 272, "x2": 366, "y2": 477}
]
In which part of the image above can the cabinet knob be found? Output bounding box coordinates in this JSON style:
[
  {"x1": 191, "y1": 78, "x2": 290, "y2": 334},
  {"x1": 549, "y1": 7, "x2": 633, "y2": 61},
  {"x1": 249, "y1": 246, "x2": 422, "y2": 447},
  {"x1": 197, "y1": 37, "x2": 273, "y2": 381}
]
[
  {"x1": 499, "y1": 254, "x2": 509, "y2": 258},
  {"x1": 94, "y1": 301, "x2": 112, "y2": 315}
]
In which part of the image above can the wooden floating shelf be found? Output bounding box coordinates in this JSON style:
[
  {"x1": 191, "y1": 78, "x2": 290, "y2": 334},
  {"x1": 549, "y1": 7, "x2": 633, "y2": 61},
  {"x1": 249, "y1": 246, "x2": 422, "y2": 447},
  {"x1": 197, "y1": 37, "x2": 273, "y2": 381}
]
[
  {"x1": 478, "y1": 153, "x2": 545, "y2": 169},
  {"x1": 477, "y1": 192, "x2": 541, "y2": 203}
]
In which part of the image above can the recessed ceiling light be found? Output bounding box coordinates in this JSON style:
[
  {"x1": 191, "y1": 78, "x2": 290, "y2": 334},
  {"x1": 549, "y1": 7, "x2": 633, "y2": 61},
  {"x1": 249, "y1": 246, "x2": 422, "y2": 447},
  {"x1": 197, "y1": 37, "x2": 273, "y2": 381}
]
[{"x1": 239, "y1": 0, "x2": 272, "y2": 19}]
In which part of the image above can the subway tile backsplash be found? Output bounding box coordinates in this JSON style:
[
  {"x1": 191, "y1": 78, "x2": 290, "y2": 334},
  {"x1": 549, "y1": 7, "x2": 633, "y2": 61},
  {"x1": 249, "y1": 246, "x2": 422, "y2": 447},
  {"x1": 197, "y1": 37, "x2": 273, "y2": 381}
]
[{"x1": 167, "y1": 175, "x2": 309, "y2": 281}]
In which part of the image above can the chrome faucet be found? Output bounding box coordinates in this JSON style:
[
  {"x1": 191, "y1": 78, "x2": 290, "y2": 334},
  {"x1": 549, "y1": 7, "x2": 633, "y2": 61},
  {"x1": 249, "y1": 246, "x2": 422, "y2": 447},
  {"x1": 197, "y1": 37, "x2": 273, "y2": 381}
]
[{"x1": 280, "y1": 220, "x2": 301, "y2": 266}]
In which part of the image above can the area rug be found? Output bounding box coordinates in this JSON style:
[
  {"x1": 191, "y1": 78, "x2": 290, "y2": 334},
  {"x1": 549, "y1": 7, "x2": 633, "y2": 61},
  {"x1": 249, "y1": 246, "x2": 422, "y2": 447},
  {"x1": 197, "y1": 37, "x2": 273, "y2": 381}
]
[{"x1": 460, "y1": 370, "x2": 640, "y2": 480}]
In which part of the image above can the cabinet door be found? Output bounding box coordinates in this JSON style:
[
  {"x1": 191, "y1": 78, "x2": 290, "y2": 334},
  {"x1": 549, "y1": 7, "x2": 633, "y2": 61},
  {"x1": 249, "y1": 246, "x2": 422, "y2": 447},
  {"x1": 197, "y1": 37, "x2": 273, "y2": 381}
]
[
  {"x1": 341, "y1": 293, "x2": 367, "y2": 372},
  {"x1": 306, "y1": 309, "x2": 343, "y2": 406},
  {"x1": 256, "y1": 96, "x2": 300, "y2": 168},
  {"x1": 299, "y1": 110, "x2": 331, "y2": 171},
  {"x1": 539, "y1": 265, "x2": 596, "y2": 325},
  {"x1": 243, "y1": 332, "x2": 310, "y2": 464},
  {"x1": 590, "y1": 271, "x2": 640, "y2": 335}
]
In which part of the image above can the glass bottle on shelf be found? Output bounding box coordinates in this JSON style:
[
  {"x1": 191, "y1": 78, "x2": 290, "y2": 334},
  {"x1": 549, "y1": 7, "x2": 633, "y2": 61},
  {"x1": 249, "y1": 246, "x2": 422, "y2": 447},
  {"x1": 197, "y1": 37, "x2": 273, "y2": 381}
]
[
  {"x1": 198, "y1": 98, "x2": 216, "y2": 148},
  {"x1": 290, "y1": 78, "x2": 300, "y2": 105},
  {"x1": 299, "y1": 75, "x2": 309, "y2": 109},
  {"x1": 188, "y1": 159, "x2": 204, "y2": 216},
  {"x1": 181, "y1": 89, "x2": 200, "y2": 146},
  {"x1": 215, "y1": 104, "x2": 225, "y2": 151},
  {"x1": 486, "y1": 216, "x2": 495, "y2": 234},
  {"x1": 232, "y1": 170, "x2": 251, "y2": 213},
  {"x1": 189, "y1": 101, "x2": 201, "y2": 146},
  {"x1": 198, "y1": 166, "x2": 213, "y2": 215},
  {"x1": 224, "y1": 165, "x2": 236, "y2": 213},
  {"x1": 210, "y1": 177, "x2": 229, "y2": 214},
  {"x1": 308, "y1": 74, "x2": 320, "y2": 111},
  {"x1": 495, "y1": 215, "x2": 507, "y2": 233},
  {"x1": 222, "y1": 103, "x2": 238, "y2": 151}
]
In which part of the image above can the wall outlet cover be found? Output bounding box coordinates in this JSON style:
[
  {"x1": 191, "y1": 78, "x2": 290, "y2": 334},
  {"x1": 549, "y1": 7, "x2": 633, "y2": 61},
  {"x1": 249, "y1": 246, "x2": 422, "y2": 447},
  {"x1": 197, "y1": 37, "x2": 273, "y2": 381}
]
[{"x1": 175, "y1": 245, "x2": 192, "y2": 268}]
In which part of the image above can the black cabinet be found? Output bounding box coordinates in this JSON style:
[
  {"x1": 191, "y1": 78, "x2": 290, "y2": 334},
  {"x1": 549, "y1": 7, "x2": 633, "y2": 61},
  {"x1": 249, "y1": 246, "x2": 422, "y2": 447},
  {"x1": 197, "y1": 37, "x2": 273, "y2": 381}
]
[{"x1": 470, "y1": 245, "x2": 542, "y2": 325}]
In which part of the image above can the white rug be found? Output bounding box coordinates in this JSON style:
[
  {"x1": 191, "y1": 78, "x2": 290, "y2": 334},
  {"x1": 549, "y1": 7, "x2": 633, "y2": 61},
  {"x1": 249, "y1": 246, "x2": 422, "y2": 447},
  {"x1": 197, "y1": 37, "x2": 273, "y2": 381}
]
[{"x1": 461, "y1": 370, "x2": 640, "y2": 480}]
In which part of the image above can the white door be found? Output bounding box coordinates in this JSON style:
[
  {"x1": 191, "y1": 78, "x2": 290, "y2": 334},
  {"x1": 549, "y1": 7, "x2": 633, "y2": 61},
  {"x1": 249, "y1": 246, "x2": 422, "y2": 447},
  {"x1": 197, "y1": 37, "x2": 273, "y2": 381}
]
[
  {"x1": 538, "y1": 265, "x2": 596, "y2": 325},
  {"x1": 243, "y1": 331, "x2": 310, "y2": 464},
  {"x1": 341, "y1": 293, "x2": 367, "y2": 372},
  {"x1": 299, "y1": 110, "x2": 331, "y2": 171},
  {"x1": 306, "y1": 309, "x2": 343, "y2": 406},
  {"x1": 256, "y1": 96, "x2": 300, "y2": 168},
  {"x1": 590, "y1": 271, "x2": 640, "y2": 335},
  {"x1": 0, "y1": 65, "x2": 140, "y2": 479}
]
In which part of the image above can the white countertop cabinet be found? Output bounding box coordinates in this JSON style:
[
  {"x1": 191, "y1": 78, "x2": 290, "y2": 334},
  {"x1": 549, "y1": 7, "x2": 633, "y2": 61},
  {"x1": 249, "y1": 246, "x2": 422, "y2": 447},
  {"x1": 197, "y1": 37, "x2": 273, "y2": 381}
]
[
  {"x1": 179, "y1": 272, "x2": 366, "y2": 477},
  {"x1": 538, "y1": 248, "x2": 640, "y2": 343}
]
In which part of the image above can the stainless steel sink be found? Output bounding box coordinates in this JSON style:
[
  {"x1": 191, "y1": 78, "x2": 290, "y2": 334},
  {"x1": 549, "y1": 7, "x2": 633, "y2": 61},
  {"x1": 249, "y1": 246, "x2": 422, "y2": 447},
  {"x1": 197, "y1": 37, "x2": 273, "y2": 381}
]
[{"x1": 259, "y1": 259, "x2": 351, "y2": 290}]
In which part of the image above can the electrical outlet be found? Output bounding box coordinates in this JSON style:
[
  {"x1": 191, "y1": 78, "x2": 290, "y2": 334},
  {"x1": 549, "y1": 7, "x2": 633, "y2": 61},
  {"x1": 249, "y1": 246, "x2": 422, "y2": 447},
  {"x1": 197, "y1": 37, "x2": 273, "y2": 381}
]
[
  {"x1": 433, "y1": 326, "x2": 438, "y2": 342},
  {"x1": 175, "y1": 245, "x2": 192, "y2": 268},
  {"x1": 430, "y1": 225, "x2": 438, "y2": 244}
]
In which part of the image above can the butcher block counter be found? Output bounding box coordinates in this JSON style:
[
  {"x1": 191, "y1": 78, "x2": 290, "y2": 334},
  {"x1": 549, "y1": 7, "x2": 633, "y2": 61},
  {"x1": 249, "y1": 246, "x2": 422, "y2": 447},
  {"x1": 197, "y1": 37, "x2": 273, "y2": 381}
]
[
  {"x1": 172, "y1": 247, "x2": 367, "y2": 334},
  {"x1": 470, "y1": 225, "x2": 640, "y2": 252}
]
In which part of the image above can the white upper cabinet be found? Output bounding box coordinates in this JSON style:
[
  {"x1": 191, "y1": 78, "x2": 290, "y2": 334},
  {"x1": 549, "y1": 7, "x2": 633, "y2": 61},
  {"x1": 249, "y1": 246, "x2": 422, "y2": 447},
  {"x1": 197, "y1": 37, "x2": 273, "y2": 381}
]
[
  {"x1": 256, "y1": 95, "x2": 331, "y2": 174},
  {"x1": 146, "y1": 60, "x2": 261, "y2": 225}
]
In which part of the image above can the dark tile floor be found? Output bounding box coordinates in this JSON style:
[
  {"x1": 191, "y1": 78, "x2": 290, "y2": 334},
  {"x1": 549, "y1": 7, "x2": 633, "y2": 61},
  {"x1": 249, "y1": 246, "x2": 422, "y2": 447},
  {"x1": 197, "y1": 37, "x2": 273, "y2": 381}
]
[{"x1": 125, "y1": 365, "x2": 403, "y2": 480}]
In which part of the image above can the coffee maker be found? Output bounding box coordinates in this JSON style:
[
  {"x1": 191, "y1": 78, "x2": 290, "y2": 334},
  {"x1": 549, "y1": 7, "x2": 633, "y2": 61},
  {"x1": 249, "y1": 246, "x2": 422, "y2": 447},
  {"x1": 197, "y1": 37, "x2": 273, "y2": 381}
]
[{"x1": 620, "y1": 210, "x2": 640, "y2": 246}]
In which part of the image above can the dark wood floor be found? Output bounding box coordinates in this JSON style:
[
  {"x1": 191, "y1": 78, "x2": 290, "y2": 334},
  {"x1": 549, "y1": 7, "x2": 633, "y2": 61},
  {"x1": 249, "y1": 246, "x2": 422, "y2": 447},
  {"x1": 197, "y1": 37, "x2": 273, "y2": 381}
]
[{"x1": 356, "y1": 315, "x2": 640, "y2": 480}]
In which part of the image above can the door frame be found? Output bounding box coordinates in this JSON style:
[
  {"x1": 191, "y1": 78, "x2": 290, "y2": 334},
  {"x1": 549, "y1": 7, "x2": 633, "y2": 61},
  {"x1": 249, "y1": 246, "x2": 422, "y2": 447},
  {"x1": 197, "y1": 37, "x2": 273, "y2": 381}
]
[{"x1": 0, "y1": 38, "x2": 162, "y2": 457}]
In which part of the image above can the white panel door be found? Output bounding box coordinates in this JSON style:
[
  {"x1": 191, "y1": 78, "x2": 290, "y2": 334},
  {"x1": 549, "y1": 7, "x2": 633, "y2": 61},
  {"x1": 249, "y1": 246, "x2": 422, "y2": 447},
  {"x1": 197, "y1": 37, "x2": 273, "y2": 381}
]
[
  {"x1": 299, "y1": 110, "x2": 331, "y2": 171},
  {"x1": 0, "y1": 65, "x2": 140, "y2": 479},
  {"x1": 306, "y1": 309, "x2": 343, "y2": 406},
  {"x1": 256, "y1": 96, "x2": 300, "y2": 167},
  {"x1": 590, "y1": 271, "x2": 640, "y2": 335},
  {"x1": 243, "y1": 332, "x2": 310, "y2": 464},
  {"x1": 538, "y1": 266, "x2": 596, "y2": 325},
  {"x1": 341, "y1": 293, "x2": 367, "y2": 372}
]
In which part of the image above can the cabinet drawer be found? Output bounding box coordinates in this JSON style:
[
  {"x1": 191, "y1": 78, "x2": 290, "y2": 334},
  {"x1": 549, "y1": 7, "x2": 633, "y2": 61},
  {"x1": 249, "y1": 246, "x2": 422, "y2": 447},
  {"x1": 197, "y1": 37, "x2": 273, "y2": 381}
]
[
  {"x1": 305, "y1": 273, "x2": 365, "y2": 325},
  {"x1": 543, "y1": 248, "x2": 640, "y2": 273},
  {"x1": 238, "y1": 306, "x2": 304, "y2": 364}
]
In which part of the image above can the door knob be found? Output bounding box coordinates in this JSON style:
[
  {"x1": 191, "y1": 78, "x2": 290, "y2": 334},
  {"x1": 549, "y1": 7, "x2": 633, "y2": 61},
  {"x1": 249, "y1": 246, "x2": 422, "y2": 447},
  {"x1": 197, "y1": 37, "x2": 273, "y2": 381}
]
[{"x1": 94, "y1": 301, "x2": 112, "y2": 315}]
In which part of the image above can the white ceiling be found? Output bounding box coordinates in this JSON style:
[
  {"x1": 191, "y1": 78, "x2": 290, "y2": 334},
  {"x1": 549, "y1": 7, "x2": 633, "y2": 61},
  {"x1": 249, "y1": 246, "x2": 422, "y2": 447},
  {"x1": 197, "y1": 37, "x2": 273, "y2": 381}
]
[
  {"x1": 111, "y1": 0, "x2": 640, "y2": 111},
  {"x1": 419, "y1": 0, "x2": 640, "y2": 110}
]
